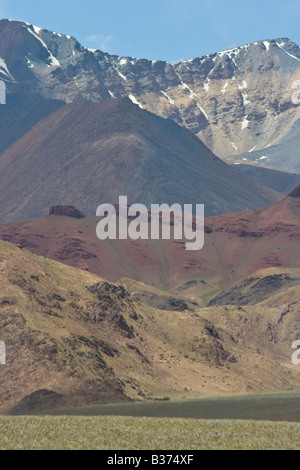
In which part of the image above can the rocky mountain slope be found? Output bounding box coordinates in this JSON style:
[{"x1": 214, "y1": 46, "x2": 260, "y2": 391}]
[
  {"x1": 1, "y1": 19, "x2": 300, "y2": 170},
  {"x1": 236, "y1": 118, "x2": 300, "y2": 173},
  {"x1": 1, "y1": 239, "x2": 300, "y2": 415},
  {"x1": 209, "y1": 268, "x2": 300, "y2": 306},
  {"x1": 1, "y1": 190, "x2": 300, "y2": 301},
  {"x1": 0, "y1": 97, "x2": 282, "y2": 223},
  {"x1": 202, "y1": 267, "x2": 300, "y2": 367}
]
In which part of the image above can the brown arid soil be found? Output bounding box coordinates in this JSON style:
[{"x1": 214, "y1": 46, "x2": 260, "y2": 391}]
[
  {"x1": 1, "y1": 239, "x2": 300, "y2": 415},
  {"x1": 1, "y1": 192, "x2": 300, "y2": 304}
]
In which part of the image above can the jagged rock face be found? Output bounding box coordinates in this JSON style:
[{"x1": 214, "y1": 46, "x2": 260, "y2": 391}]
[{"x1": 1, "y1": 19, "x2": 300, "y2": 166}]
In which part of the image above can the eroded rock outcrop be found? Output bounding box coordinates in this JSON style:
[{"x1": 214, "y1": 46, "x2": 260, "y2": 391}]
[{"x1": 49, "y1": 205, "x2": 85, "y2": 218}]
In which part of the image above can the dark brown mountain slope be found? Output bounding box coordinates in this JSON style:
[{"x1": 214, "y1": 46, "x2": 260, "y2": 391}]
[
  {"x1": 0, "y1": 98, "x2": 281, "y2": 223},
  {"x1": 232, "y1": 164, "x2": 300, "y2": 195},
  {"x1": 0, "y1": 92, "x2": 65, "y2": 155}
]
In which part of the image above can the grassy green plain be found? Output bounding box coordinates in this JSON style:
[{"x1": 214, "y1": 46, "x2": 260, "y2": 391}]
[
  {"x1": 2, "y1": 391, "x2": 300, "y2": 450},
  {"x1": 48, "y1": 391, "x2": 300, "y2": 422},
  {"x1": 1, "y1": 415, "x2": 300, "y2": 450}
]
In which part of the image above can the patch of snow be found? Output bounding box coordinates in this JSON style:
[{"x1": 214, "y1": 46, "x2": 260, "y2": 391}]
[
  {"x1": 0, "y1": 58, "x2": 14, "y2": 80},
  {"x1": 176, "y1": 72, "x2": 209, "y2": 119},
  {"x1": 203, "y1": 80, "x2": 210, "y2": 92},
  {"x1": 108, "y1": 90, "x2": 115, "y2": 98},
  {"x1": 242, "y1": 93, "x2": 251, "y2": 105},
  {"x1": 249, "y1": 146, "x2": 256, "y2": 152},
  {"x1": 218, "y1": 47, "x2": 239, "y2": 58},
  {"x1": 241, "y1": 116, "x2": 249, "y2": 129},
  {"x1": 0, "y1": 58, "x2": 8, "y2": 74},
  {"x1": 263, "y1": 41, "x2": 270, "y2": 51},
  {"x1": 114, "y1": 67, "x2": 127, "y2": 81},
  {"x1": 25, "y1": 56, "x2": 34, "y2": 69},
  {"x1": 118, "y1": 70, "x2": 127, "y2": 80},
  {"x1": 180, "y1": 58, "x2": 194, "y2": 64},
  {"x1": 276, "y1": 41, "x2": 300, "y2": 63},
  {"x1": 221, "y1": 81, "x2": 229, "y2": 94},
  {"x1": 231, "y1": 57, "x2": 238, "y2": 67},
  {"x1": 196, "y1": 103, "x2": 209, "y2": 120},
  {"x1": 161, "y1": 90, "x2": 175, "y2": 104},
  {"x1": 178, "y1": 81, "x2": 189, "y2": 91},
  {"x1": 128, "y1": 94, "x2": 144, "y2": 109},
  {"x1": 26, "y1": 26, "x2": 60, "y2": 67},
  {"x1": 207, "y1": 62, "x2": 217, "y2": 77},
  {"x1": 119, "y1": 58, "x2": 127, "y2": 66},
  {"x1": 260, "y1": 156, "x2": 269, "y2": 160},
  {"x1": 231, "y1": 142, "x2": 238, "y2": 151},
  {"x1": 238, "y1": 80, "x2": 247, "y2": 90},
  {"x1": 177, "y1": 73, "x2": 195, "y2": 96},
  {"x1": 277, "y1": 40, "x2": 286, "y2": 48},
  {"x1": 32, "y1": 25, "x2": 42, "y2": 35},
  {"x1": 216, "y1": 43, "x2": 250, "y2": 59}
]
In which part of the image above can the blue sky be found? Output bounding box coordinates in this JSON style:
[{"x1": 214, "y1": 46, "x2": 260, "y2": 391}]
[{"x1": 1, "y1": 0, "x2": 300, "y2": 62}]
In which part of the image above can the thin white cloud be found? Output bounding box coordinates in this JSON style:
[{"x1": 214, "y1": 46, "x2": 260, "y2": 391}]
[{"x1": 86, "y1": 34, "x2": 113, "y2": 52}]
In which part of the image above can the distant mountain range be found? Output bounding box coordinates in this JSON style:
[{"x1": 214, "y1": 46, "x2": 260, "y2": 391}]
[{"x1": 1, "y1": 19, "x2": 300, "y2": 171}]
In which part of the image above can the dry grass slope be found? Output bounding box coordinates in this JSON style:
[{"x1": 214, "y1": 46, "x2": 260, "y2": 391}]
[{"x1": 1, "y1": 239, "x2": 300, "y2": 415}]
